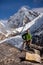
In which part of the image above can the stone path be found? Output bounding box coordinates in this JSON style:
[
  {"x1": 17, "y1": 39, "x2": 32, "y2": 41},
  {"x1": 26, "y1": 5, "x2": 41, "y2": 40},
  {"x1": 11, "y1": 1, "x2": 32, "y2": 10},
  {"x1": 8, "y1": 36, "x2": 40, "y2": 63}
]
[{"x1": 0, "y1": 43, "x2": 43, "y2": 65}]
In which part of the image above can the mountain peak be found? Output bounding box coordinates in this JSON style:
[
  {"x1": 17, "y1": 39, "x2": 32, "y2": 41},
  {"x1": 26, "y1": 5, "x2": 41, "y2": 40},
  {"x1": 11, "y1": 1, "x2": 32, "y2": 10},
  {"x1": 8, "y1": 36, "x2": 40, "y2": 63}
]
[
  {"x1": 7, "y1": 6, "x2": 39, "y2": 29},
  {"x1": 18, "y1": 6, "x2": 31, "y2": 14},
  {"x1": 19, "y1": 6, "x2": 29, "y2": 12}
]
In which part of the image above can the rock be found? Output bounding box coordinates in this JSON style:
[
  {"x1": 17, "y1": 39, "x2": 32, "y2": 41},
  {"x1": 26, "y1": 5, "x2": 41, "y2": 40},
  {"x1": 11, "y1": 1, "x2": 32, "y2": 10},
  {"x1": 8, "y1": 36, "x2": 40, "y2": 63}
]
[
  {"x1": 25, "y1": 52, "x2": 41, "y2": 63},
  {"x1": 0, "y1": 33, "x2": 6, "y2": 41},
  {"x1": 32, "y1": 34, "x2": 43, "y2": 46}
]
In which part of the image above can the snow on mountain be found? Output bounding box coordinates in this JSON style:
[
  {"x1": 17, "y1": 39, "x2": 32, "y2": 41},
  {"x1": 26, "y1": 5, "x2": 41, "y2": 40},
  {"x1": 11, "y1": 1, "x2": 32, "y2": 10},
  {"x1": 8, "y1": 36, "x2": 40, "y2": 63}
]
[
  {"x1": 7, "y1": 6, "x2": 39, "y2": 30},
  {"x1": 30, "y1": 13, "x2": 43, "y2": 34}
]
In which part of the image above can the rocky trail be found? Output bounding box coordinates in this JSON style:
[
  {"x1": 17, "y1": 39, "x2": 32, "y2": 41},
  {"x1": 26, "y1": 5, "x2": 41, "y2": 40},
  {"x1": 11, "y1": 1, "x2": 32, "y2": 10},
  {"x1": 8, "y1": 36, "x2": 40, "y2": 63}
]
[{"x1": 0, "y1": 43, "x2": 43, "y2": 65}]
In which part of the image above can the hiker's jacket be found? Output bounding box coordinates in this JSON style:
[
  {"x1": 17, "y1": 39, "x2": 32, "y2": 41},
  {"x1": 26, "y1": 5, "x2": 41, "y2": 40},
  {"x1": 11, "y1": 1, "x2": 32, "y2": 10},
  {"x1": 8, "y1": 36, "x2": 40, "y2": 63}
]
[{"x1": 22, "y1": 32, "x2": 32, "y2": 41}]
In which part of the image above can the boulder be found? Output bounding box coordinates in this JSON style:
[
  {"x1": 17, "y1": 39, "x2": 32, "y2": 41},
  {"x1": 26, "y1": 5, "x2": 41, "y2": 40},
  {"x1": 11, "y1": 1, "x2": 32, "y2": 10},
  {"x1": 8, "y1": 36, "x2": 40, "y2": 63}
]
[{"x1": 26, "y1": 52, "x2": 41, "y2": 63}]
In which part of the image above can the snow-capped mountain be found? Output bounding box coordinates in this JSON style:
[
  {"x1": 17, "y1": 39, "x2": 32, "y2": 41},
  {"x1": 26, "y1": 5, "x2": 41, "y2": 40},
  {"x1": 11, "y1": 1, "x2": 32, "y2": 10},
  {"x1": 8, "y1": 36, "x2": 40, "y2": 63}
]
[
  {"x1": 7, "y1": 6, "x2": 39, "y2": 30},
  {"x1": 0, "y1": 6, "x2": 43, "y2": 47},
  {"x1": 0, "y1": 6, "x2": 40, "y2": 40}
]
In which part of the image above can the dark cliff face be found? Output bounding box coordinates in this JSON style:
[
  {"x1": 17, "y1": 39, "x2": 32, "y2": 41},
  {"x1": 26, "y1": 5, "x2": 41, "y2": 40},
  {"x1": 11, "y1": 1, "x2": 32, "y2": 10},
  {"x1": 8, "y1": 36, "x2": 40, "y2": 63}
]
[
  {"x1": 32, "y1": 34, "x2": 43, "y2": 46},
  {"x1": 29, "y1": 14, "x2": 43, "y2": 47}
]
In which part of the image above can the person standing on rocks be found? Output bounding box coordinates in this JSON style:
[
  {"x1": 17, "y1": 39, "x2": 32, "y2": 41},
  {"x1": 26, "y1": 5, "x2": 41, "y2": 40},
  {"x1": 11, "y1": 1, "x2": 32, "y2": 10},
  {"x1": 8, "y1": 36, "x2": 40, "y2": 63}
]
[{"x1": 22, "y1": 29, "x2": 32, "y2": 50}]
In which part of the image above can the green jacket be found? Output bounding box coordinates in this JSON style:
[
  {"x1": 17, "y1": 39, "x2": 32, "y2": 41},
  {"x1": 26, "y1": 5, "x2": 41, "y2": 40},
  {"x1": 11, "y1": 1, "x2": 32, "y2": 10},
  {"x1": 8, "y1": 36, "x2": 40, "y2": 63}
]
[{"x1": 22, "y1": 33, "x2": 32, "y2": 41}]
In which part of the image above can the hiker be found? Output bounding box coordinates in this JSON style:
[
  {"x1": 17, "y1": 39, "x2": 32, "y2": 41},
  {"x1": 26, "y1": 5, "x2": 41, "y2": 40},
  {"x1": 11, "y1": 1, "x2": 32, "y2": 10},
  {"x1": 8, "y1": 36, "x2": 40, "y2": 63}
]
[{"x1": 22, "y1": 29, "x2": 32, "y2": 50}]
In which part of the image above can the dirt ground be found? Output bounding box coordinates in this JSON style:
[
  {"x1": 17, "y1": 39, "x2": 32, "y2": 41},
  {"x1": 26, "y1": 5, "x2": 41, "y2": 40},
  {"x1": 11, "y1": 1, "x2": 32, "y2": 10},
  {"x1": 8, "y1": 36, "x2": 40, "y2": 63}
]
[{"x1": 0, "y1": 43, "x2": 43, "y2": 65}]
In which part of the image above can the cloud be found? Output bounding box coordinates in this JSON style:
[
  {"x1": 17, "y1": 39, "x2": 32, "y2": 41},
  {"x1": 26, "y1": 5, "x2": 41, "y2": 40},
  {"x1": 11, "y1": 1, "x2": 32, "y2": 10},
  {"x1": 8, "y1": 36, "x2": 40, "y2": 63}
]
[{"x1": 32, "y1": 8, "x2": 43, "y2": 13}]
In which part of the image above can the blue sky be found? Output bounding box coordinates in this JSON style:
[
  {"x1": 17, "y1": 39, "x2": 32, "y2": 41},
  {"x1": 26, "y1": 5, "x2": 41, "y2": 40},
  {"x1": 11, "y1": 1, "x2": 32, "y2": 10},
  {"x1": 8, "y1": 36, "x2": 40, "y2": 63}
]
[{"x1": 0, "y1": 0, "x2": 43, "y2": 19}]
